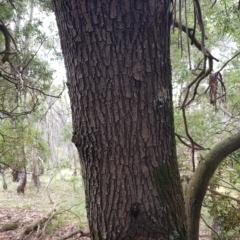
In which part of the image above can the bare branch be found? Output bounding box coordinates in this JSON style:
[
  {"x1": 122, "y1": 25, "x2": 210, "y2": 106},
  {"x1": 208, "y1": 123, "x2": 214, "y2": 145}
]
[
  {"x1": 200, "y1": 215, "x2": 221, "y2": 239},
  {"x1": 61, "y1": 230, "x2": 91, "y2": 240},
  {"x1": 0, "y1": 20, "x2": 17, "y2": 64},
  {"x1": 182, "y1": 108, "x2": 196, "y2": 171},
  {"x1": 210, "y1": 0, "x2": 218, "y2": 8},
  {"x1": 184, "y1": 0, "x2": 192, "y2": 69},
  {"x1": 213, "y1": 176, "x2": 240, "y2": 193},
  {"x1": 207, "y1": 188, "x2": 240, "y2": 203},
  {"x1": 7, "y1": 0, "x2": 16, "y2": 9},
  {"x1": 175, "y1": 133, "x2": 207, "y2": 150},
  {"x1": 218, "y1": 51, "x2": 240, "y2": 73},
  {"x1": 193, "y1": 0, "x2": 207, "y2": 56},
  {"x1": 21, "y1": 37, "x2": 47, "y2": 74},
  {"x1": 173, "y1": 21, "x2": 219, "y2": 62}
]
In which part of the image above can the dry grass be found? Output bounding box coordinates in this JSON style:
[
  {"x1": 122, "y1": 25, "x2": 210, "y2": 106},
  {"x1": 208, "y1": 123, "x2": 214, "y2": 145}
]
[{"x1": 0, "y1": 168, "x2": 88, "y2": 239}]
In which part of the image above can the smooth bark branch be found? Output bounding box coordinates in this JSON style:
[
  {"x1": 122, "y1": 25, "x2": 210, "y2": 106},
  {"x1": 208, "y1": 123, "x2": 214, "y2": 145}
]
[{"x1": 185, "y1": 131, "x2": 240, "y2": 240}]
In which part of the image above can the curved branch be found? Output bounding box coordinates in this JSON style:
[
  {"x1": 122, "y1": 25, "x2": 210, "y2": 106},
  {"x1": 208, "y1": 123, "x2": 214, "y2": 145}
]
[
  {"x1": 201, "y1": 215, "x2": 221, "y2": 239},
  {"x1": 0, "y1": 23, "x2": 11, "y2": 63},
  {"x1": 0, "y1": 103, "x2": 38, "y2": 118},
  {"x1": 175, "y1": 133, "x2": 207, "y2": 150},
  {"x1": 185, "y1": 131, "x2": 240, "y2": 240},
  {"x1": 210, "y1": 0, "x2": 218, "y2": 8},
  {"x1": 7, "y1": 0, "x2": 16, "y2": 9},
  {"x1": 0, "y1": 20, "x2": 17, "y2": 64},
  {"x1": 193, "y1": 0, "x2": 207, "y2": 56},
  {"x1": 0, "y1": 70, "x2": 64, "y2": 98},
  {"x1": 173, "y1": 21, "x2": 218, "y2": 62}
]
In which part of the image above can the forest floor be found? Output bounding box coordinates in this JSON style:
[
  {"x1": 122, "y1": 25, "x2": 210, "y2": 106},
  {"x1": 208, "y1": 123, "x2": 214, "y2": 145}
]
[
  {"x1": 0, "y1": 169, "x2": 211, "y2": 240},
  {"x1": 0, "y1": 207, "x2": 90, "y2": 240},
  {"x1": 0, "y1": 169, "x2": 90, "y2": 240}
]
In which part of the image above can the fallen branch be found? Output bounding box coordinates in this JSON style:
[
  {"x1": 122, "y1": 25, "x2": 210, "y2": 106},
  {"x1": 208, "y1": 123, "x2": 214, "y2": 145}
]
[
  {"x1": 61, "y1": 229, "x2": 91, "y2": 240},
  {"x1": 0, "y1": 219, "x2": 19, "y2": 232},
  {"x1": 18, "y1": 204, "x2": 57, "y2": 240},
  {"x1": 200, "y1": 215, "x2": 221, "y2": 239}
]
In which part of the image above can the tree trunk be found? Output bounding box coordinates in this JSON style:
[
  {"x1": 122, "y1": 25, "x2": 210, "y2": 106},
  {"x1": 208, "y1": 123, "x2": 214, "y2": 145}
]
[
  {"x1": 11, "y1": 167, "x2": 19, "y2": 182},
  {"x1": 52, "y1": 0, "x2": 187, "y2": 239},
  {"x1": 32, "y1": 159, "x2": 41, "y2": 191},
  {"x1": 17, "y1": 167, "x2": 27, "y2": 194},
  {"x1": 0, "y1": 169, "x2": 7, "y2": 190}
]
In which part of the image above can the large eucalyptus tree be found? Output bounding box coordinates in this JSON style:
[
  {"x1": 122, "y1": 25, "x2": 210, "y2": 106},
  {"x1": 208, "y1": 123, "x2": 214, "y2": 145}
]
[{"x1": 52, "y1": 0, "x2": 187, "y2": 239}]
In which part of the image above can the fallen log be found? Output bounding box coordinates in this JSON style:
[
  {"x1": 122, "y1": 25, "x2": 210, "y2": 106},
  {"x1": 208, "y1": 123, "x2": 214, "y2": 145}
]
[
  {"x1": 0, "y1": 219, "x2": 19, "y2": 232},
  {"x1": 61, "y1": 229, "x2": 91, "y2": 240},
  {"x1": 18, "y1": 204, "x2": 56, "y2": 240}
]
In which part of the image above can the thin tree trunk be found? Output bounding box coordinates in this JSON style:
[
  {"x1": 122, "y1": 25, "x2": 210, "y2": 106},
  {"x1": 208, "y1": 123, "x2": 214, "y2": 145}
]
[
  {"x1": 17, "y1": 167, "x2": 27, "y2": 193},
  {"x1": 0, "y1": 169, "x2": 7, "y2": 190},
  {"x1": 32, "y1": 159, "x2": 41, "y2": 191},
  {"x1": 52, "y1": 0, "x2": 187, "y2": 239},
  {"x1": 209, "y1": 183, "x2": 219, "y2": 239}
]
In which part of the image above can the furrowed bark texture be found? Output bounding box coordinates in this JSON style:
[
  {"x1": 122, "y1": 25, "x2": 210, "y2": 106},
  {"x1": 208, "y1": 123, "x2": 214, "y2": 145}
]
[
  {"x1": 185, "y1": 131, "x2": 240, "y2": 240},
  {"x1": 52, "y1": 0, "x2": 187, "y2": 239}
]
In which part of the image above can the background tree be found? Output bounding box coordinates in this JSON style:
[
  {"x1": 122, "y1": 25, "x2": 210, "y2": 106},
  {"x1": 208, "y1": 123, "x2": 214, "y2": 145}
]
[{"x1": 0, "y1": 0, "x2": 63, "y2": 192}]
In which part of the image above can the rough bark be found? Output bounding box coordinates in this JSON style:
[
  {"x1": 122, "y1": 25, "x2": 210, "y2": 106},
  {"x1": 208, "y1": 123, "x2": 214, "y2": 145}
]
[
  {"x1": 17, "y1": 168, "x2": 27, "y2": 194},
  {"x1": 12, "y1": 167, "x2": 19, "y2": 182},
  {"x1": 0, "y1": 169, "x2": 7, "y2": 190},
  {"x1": 32, "y1": 171, "x2": 40, "y2": 190},
  {"x1": 52, "y1": 0, "x2": 187, "y2": 239},
  {"x1": 185, "y1": 131, "x2": 240, "y2": 240},
  {"x1": 32, "y1": 159, "x2": 41, "y2": 191}
]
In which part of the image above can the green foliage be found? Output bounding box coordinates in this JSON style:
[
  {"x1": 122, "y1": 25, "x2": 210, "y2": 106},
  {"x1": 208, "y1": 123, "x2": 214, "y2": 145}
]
[
  {"x1": 61, "y1": 123, "x2": 73, "y2": 142},
  {"x1": 0, "y1": 0, "x2": 62, "y2": 119},
  {"x1": 0, "y1": 117, "x2": 50, "y2": 168},
  {"x1": 0, "y1": 169, "x2": 87, "y2": 232},
  {"x1": 206, "y1": 0, "x2": 240, "y2": 38},
  {"x1": 59, "y1": 157, "x2": 70, "y2": 168},
  {"x1": 205, "y1": 193, "x2": 240, "y2": 239},
  {"x1": 172, "y1": 0, "x2": 240, "y2": 237},
  {"x1": 45, "y1": 217, "x2": 65, "y2": 234},
  {"x1": 0, "y1": 0, "x2": 64, "y2": 177},
  {"x1": 35, "y1": 0, "x2": 53, "y2": 13},
  {"x1": 0, "y1": 2, "x2": 13, "y2": 21}
]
